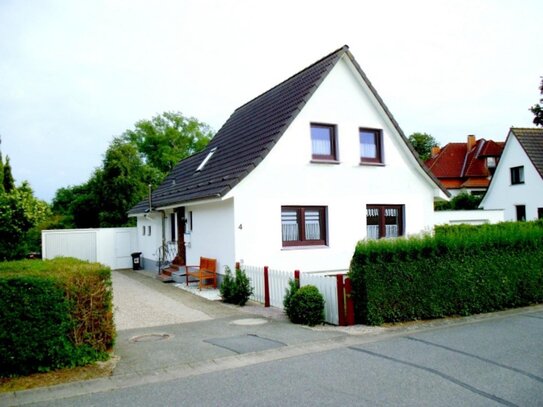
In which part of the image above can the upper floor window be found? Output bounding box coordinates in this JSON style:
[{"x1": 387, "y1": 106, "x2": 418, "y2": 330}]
[
  {"x1": 510, "y1": 166, "x2": 524, "y2": 185},
  {"x1": 366, "y1": 205, "x2": 404, "y2": 239},
  {"x1": 281, "y1": 206, "x2": 327, "y2": 247},
  {"x1": 360, "y1": 128, "x2": 383, "y2": 164},
  {"x1": 310, "y1": 124, "x2": 337, "y2": 161}
]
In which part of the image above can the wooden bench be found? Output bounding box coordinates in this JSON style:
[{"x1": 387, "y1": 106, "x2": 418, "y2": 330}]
[{"x1": 185, "y1": 257, "x2": 217, "y2": 290}]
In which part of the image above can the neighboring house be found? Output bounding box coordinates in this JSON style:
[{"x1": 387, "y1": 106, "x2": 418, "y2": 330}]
[
  {"x1": 480, "y1": 128, "x2": 543, "y2": 221},
  {"x1": 425, "y1": 135, "x2": 504, "y2": 197},
  {"x1": 128, "y1": 45, "x2": 448, "y2": 275}
]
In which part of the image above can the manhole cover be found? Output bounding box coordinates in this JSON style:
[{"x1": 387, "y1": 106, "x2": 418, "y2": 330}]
[
  {"x1": 231, "y1": 318, "x2": 268, "y2": 326},
  {"x1": 129, "y1": 333, "x2": 172, "y2": 343}
]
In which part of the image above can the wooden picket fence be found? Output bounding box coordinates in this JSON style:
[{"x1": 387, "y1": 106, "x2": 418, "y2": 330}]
[{"x1": 241, "y1": 263, "x2": 355, "y2": 326}]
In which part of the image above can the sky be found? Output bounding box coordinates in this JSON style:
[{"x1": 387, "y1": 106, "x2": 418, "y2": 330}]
[{"x1": 1, "y1": 0, "x2": 542, "y2": 202}]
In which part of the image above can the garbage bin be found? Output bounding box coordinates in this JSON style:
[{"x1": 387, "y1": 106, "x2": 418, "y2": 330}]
[{"x1": 131, "y1": 252, "x2": 142, "y2": 270}]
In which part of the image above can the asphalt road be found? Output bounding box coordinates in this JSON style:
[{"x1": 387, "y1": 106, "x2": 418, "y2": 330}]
[{"x1": 30, "y1": 308, "x2": 543, "y2": 407}]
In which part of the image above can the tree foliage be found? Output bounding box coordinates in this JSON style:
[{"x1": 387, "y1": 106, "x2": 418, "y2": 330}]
[
  {"x1": 2, "y1": 155, "x2": 15, "y2": 193},
  {"x1": 434, "y1": 191, "x2": 483, "y2": 211},
  {"x1": 0, "y1": 154, "x2": 50, "y2": 260},
  {"x1": 122, "y1": 111, "x2": 213, "y2": 174},
  {"x1": 408, "y1": 132, "x2": 439, "y2": 161},
  {"x1": 51, "y1": 111, "x2": 213, "y2": 229},
  {"x1": 529, "y1": 77, "x2": 543, "y2": 127}
]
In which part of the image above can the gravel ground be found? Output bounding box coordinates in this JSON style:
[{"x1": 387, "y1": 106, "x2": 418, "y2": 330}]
[{"x1": 112, "y1": 271, "x2": 212, "y2": 331}]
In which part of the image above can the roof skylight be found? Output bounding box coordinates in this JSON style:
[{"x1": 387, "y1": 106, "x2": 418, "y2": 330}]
[{"x1": 195, "y1": 147, "x2": 217, "y2": 172}]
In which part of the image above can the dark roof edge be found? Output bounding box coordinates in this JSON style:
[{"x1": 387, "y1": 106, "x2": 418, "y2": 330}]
[
  {"x1": 344, "y1": 50, "x2": 450, "y2": 198},
  {"x1": 510, "y1": 127, "x2": 543, "y2": 179},
  {"x1": 233, "y1": 45, "x2": 349, "y2": 114},
  {"x1": 210, "y1": 46, "x2": 348, "y2": 199}
]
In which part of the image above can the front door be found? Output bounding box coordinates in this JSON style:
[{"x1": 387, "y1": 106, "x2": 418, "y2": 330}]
[{"x1": 176, "y1": 207, "x2": 186, "y2": 265}]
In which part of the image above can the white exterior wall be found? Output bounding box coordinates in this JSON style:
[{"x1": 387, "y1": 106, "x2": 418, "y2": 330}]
[
  {"x1": 42, "y1": 228, "x2": 137, "y2": 269},
  {"x1": 481, "y1": 133, "x2": 543, "y2": 221},
  {"x1": 433, "y1": 210, "x2": 504, "y2": 226},
  {"x1": 228, "y1": 57, "x2": 438, "y2": 272},
  {"x1": 136, "y1": 214, "x2": 164, "y2": 270},
  {"x1": 184, "y1": 199, "x2": 235, "y2": 274}
]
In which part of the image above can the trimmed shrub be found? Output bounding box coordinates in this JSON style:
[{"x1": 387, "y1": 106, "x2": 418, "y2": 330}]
[
  {"x1": 349, "y1": 221, "x2": 543, "y2": 326},
  {"x1": 286, "y1": 285, "x2": 325, "y2": 326},
  {"x1": 220, "y1": 266, "x2": 253, "y2": 306},
  {"x1": 283, "y1": 278, "x2": 299, "y2": 317},
  {"x1": 0, "y1": 258, "x2": 115, "y2": 377}
]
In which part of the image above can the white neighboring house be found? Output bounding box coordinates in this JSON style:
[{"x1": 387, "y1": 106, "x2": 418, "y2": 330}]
[
  {"x1": 480, "y1": 128, "x2": 543, "y2": 221},
  {"x1": 128, "y1": 45, "x2": 448, "y2": 275}
]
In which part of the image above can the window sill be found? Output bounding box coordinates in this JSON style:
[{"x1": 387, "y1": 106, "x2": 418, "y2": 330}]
[
  {"x1": 310, "y1": 159, "x2": 340, "y2": 165},
  {"x1": 511, "y1": 182, "x2": 525, "y2": 186},
  {"x1": 359, "y1": 161, "x2": 385, "y2": 167},
  {"x1": 281, "y1": 245, "x2": 329, "y2": 251}
]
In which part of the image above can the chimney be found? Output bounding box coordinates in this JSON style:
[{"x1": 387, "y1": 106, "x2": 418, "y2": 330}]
[
  {"x1": 467, "y1": 135, "x2": 476, "y2": 151},
  {"x1": 431, "y1": 146, "x2": 441, "y2": 158}
]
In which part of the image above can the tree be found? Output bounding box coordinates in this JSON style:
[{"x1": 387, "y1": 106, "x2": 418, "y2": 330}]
[
  {"x1": 0, "y1": 181, "x2": 50, "y2": 260},
  {"x1": 408, "y1": 132, "x2": 439, "y2": 161},
  {"x1": 2, "y1": 155, "x2": 15, "y2": 193},
  {"x1": 122, "y1": 111, "x2": 213, "y2": 175},
  {"x1": 50, "y1": 111, "x2": 214, "y2": 228},
  {"x1": 529, "y1": 77, "x2": 543, "y2": 127},
  {"x1": 434, "y1": 192, "x2": 483, "y2": 211},
  {"x1": 0, "y1": 135, "x2": 4, "y2": 194},
  {"x1": 98, "y1": 138, "x2": 150, "y2": 227}
]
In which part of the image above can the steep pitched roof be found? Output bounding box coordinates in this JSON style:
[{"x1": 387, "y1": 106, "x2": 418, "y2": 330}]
[
  {"x1": 425, "y1": 136, "x2": 504, "y2": 190},
  {"x1": 130, "y1": 45, "x2": 447, "y2": 214},
  {"x1": 511, "y1": 128, "x2": 543, "y2": 179}
]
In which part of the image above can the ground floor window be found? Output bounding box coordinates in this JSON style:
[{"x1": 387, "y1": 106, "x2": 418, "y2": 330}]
[
  {"x1": 516, "y1": 205, "x2": 526, "y2": 221},
  {"x1": 281, "y1": 206, "x2": 327, "y2": 247},
  {"x1": 538, "y1": 208, "x2": 543, "y2": 220},
  {"x1": 366, "y1": 205, "x2": 404, "y2": 239}
]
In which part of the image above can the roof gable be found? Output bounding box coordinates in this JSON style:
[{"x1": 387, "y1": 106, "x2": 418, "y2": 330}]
[
  {"x1": 511, "y1": 128, "x2": 543, "y2": 179},
  {"x1": 426, "y1": 137, "x2": 504, "y2": 186},
  {"x1": 130, "y1": 45, "x2": 447, "y2": 214}
]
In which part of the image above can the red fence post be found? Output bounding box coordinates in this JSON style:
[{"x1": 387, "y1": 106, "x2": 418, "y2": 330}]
[
  {"x1": 344, "y1": 277, "x2": 355, "y2": 326},
  {"x1": 264, "y1": 266, "x2": 270, "y2": 308},
  {"x1": 294, "y1": 270, "x2": 300, "y2": 288},
  {"x1": 336, "y1": 274, "x2": 346, "y2": 326}
]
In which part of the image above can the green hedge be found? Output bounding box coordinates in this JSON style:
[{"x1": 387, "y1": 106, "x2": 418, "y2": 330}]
[
  {"x1": 0, "y1": 258, "x2": 115, "y2": 376},
  {"x1": 349, "y1": 221, "x2": 543, "y2": 326}
]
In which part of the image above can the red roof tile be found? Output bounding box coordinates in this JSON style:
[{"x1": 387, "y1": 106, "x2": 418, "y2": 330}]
[{"x1": 425, "y1": 137, "x2": 504, "y2": 191}]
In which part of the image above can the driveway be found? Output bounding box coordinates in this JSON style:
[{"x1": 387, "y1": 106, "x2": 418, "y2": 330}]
[{"x1": 111, "y1": 270, "x2": 241, "y2": 330}]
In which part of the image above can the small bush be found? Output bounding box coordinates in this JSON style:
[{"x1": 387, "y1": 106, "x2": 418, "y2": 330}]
[
  {"x1": 283, "y1": 278, "x2": 299, "y2": 317},
  {"x1": 220, "y1": 266, "x2": 253, "y2": 306},
  {"x1": 286, "y1": 285, "x2": 325, "y2": 326}
]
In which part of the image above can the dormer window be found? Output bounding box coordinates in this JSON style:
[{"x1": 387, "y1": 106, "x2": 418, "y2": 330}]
[{"x1": 196, "y1": 147, "x2": 217, "y2": 172}]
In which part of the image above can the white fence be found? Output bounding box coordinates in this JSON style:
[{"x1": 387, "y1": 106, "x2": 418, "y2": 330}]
[
  {"x1": 42, "y1": 228, "x2": 138, "y2": 270},
  {"x1": 244, "y1": 265, "x2": 340, "y2": 325}
]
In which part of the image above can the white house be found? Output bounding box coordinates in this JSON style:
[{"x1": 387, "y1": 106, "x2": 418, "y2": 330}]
[
  {"x1": 128, "y1": 45, "x2": 448, "y2": 276},
  {"x1": 480, "y1": 128, "x2": 543, "y2": 221}
]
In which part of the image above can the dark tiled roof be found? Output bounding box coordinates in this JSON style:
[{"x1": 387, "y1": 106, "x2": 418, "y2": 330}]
[
  {"x1": 130, "y1": 45, "x2": 447, "y2": 214},
  {"x1": 511, "y1": 128, "x2": 543, "y2": 179}
]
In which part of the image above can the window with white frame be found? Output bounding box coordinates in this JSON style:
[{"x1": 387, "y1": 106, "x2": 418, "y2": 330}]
[{"x1": 510, "y1": 166, "x2": 524, "y2": 185}]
